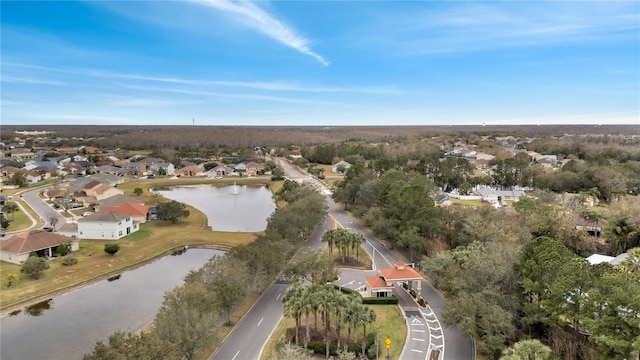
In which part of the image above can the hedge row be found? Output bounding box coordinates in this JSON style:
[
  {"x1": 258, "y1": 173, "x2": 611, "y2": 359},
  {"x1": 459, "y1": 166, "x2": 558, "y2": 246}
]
[{"x1": 362, "y1": 296, "x2": 398, "y2": 304}]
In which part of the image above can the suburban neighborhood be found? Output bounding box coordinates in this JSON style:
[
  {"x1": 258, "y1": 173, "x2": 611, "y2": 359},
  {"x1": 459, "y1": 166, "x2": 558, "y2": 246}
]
[{"x1": 0, "y1": 125, "x2": 638, "y2": 360}]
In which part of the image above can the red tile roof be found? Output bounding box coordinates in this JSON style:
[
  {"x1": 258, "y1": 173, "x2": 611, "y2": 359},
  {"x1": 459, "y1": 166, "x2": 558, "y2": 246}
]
[
  {"x1": 366, "y1": 275, "x2": 391, "y2": 289},
  {"x1": 99, "y1": 202, "x2": 149, "y2": 217},
  {"x1": 0, "y1": 231, "x2": 78, "y2": 255},
  {"x1": 379, "y1": 262, "x2": 422, "y2": 281}
]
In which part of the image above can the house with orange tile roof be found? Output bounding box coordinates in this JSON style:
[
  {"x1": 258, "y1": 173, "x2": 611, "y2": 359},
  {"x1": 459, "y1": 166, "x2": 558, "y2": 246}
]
[
  {"x1": 0, "y1": 230, "x2": 80, "y2": 265},
  {"x1": 99, "y1": 202, "x2": 150, "y2": 223}
]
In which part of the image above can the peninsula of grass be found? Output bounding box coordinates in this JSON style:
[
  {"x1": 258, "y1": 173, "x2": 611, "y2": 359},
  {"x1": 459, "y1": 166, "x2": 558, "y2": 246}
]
[{"x1": 0, "y1": 177, "x2": 279, "y2": 313}]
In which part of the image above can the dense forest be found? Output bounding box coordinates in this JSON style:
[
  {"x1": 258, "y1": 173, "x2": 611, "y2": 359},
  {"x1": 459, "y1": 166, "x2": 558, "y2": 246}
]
[
  {"x1": 332, "y1": 144, "x2": 640, "y2": 359},
  {"x1": 2, "y1": 124, "x2": 639, "y2": 149}
]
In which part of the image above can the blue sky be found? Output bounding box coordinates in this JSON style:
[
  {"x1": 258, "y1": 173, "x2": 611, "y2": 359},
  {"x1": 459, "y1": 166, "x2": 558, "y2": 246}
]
[{"x1": 1, "y1": 1, "x2": 639, "y2": 126}]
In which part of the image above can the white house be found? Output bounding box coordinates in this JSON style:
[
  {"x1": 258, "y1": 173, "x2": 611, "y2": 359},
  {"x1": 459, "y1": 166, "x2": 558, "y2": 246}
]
[
  {"x1": 77, "y1": 211, "x2": 139, "y2": 240},
  {"x1": 475, "y1": 186, "x2": 525, "y2": 204}
]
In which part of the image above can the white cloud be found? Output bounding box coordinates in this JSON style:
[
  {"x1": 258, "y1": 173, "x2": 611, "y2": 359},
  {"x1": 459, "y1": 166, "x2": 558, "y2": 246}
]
[
  {"x1": 355, "y1": 2, "x2": 640, "y2": 55},
  {"x1": 191, "y1": 0, "x2": 329, "y2": 66}
]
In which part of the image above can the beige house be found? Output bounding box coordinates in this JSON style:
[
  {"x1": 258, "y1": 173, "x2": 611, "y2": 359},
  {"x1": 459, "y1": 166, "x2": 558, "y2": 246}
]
[
  {"x1": 0, "y1": 230, "x2": 80, "y2": 265},
  {"x1": 175, "y1": 165, "x2": 204, "y2": 177},
  {"x1": 93, "y1": 183, "x2": 124, "y2": 201}
]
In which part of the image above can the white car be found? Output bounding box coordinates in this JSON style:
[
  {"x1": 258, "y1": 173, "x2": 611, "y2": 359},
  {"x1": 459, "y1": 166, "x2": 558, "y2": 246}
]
[{"x1": 82, "y1": 211, "x2": 94, "y2": 217}]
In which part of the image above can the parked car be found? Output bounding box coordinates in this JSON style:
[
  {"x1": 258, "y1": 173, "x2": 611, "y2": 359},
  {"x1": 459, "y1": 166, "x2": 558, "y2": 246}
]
[
  {"x1": 82, "y1": 211, "x2": 94, "y2": 217},
  {"x1": 43, "y1": 226, "x2": 54, "y2": 232}
]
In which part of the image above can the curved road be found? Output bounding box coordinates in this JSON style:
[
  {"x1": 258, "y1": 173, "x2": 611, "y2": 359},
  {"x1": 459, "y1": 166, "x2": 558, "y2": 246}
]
[{"x1": 211, "y1": 159, "x2": 474, "y2": 360}]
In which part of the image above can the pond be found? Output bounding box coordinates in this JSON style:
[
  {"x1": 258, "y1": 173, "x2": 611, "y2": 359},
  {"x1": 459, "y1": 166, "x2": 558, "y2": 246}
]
[
  {"x1": 0, "y1": 248, "x2": 223, "y2": 360},
  {"x1": 157, "y1": 184, "x2": 276, "y2": 232}
]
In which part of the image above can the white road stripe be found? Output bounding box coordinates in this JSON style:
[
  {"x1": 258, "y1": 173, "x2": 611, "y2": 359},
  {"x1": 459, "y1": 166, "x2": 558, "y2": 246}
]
[
  {"x1": 257, "y1": 317, "x2": 264, "y2": 326},
  {"x1": 412, "y1": 338, "x2": 426, "y2": 342},
  {"x1": 232, "y1": 351, "x2": 240, "y2": 360},
  {"x1": 276, "y1": 293, "x2": 281, "y2": 300},
  {"x1": 411, "y1": 349, "x2": 424, "y2": 353}
]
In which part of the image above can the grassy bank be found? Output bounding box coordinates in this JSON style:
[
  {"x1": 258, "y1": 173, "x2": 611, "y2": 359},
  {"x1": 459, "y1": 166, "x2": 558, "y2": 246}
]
[{"x1": 0, "y1": 178, "x2": 279, "y2": 312}]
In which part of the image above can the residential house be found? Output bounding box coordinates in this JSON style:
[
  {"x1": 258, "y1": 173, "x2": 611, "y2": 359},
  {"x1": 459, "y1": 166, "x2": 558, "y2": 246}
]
[
  {"x1": 96, "y1": 194, "x2": 144, "y2": 209},
  {"x1": 9, "y1": 148, "x2": 36, "y2": 161},
  {"x1": 99, "y1": 202, "x2": 150, "y2": 223},
  {"x1": 93, "y1": 183, "x2": 124, "y2": 201},
  {"x1": 0, "y1": 230, "x2": 80, "y2": 265},
  {"x1": 475, "y1": 186, "x2": 525, "y2": 204},
  {"x1": 24, "y1": 160, "x2": 61, "y2": 172},
  {"x1": 92, "y1": 173, "x2": 125, "y2": 186},
  {"x1": 585, "y1": 252, "x2": 631, "y2": 266},
  {"x1": 122, "y1": 161, "x2": 146, "y2": 176},
  {"x1": 245, "y1": 162, "x2": 263, "y2": 176},
  {"x1": 77, "y1": 211, "x2": 139, "y2": 240},
  {"x1": 472, "y1": 152, "x2": 496, "y2": 169},
  {"x1": 0, "y1": 166, "x2": 41, "y2": 184},
  {"x1": 332, "y1": 160, "x2": 352, "y2": 173},
  {"x1": 210, "y1": 165, "x2": 234, "y2": 177},
  {"x1": 55, "y1": 146, "x2": 78, "y2": 154},
  {"x1": 57, "y1": 223, "x2": 79, "y2": 239},
  {"x1": 96, "y1": 165, "x2": 122, "y2": 175},
  {"x1": 175, "y1": 165, "x2": 204, "y2": 177},
  {"x1": 148, "y1": 162, "x2": 175, "y2": 176}
]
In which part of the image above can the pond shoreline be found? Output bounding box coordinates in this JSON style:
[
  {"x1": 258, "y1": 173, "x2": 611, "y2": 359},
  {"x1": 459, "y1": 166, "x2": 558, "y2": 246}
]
[{"x1": 0, "y1": 244, "x2": 229, "y2": 317}]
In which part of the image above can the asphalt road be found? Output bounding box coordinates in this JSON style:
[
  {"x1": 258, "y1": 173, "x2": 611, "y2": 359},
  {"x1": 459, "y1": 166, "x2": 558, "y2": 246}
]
[
  {"x1": 209, "y1": 218, "x2": 332, "y2": 360},
  {"x1": 21, "y1": 187, "x2": 67, "y2": 228},
  {"x1": 212, "y1": 159, "x2": 473, "y2": 360}
]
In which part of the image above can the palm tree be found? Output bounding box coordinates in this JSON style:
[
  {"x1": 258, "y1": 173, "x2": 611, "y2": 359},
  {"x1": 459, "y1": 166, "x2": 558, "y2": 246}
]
[
  {"x1": 283, "y1": 282, "x2": 305, "y2": 345},
  {"x1": 2, "y1": 202, "x2": 19, "y2": 221},
  {"x1": 606, "y1": 216, "x2": 639, "y2": 255},
  {"x1": 349, "y1": 231, "x2": 366, "y2": 261},
  {"x1": 360, "y1": 307, "x2": 376, "y2": 357},
  {"x1": 321, "y1": 230, "x2": 336, "y2": 256}
]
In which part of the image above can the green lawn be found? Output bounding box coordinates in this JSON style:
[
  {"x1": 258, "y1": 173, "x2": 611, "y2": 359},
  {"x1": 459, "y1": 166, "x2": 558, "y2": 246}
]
[
  {"x1": 2, "y1": 203, "x2": 36, "y2": 233},
  {"x1": 0, "y1": 205, "x2": 257, "y2": 311},
  {"x1": 260, "y1": 304, "x2": 406, "y2": 360}
]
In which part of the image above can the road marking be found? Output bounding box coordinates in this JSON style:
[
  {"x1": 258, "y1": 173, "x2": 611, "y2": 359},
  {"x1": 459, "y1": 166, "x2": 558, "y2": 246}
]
[
  {"x1": 412, "y1": 329, "x2": 426, "y2": 333},
  {"x1": 412, "y1": 338, "x2": 426, "y2": 342},
  {"x1": 276, "y1": 293, "x2": 281, "y2": 300},
  {"x1": 232, "y1": 351, "x2": 240, "y2": 360},
  {"x1": 411, "y1": 318, "x2": 423, "y2": 324},
  {"x1": 411, "y1": 349, "x2": 424, "y2": 353},
  {"x1": 257, "y1": 317, "x2": 264, "y2": 326}
]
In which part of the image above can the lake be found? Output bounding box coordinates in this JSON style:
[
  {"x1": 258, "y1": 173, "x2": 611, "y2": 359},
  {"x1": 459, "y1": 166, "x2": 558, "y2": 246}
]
[
  {"x1": 157, "y1": 184, "x2": 276, "y2": 232},
  {"x1": 0, "y1": 248, "x2": 223, "y2": 360}
]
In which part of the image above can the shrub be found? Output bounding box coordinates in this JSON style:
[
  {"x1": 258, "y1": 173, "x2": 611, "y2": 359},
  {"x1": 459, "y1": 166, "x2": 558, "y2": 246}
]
[
  {"x1": 347, "y1": 343, "x2": 362, "y2": 354},
  {"x1": 306, "y1": 341, "x2": 337, "y2": 356},
  {"x1": 409, "y1": 289, "x2": 417, "y2": 298},
  {"x1": 367, "y1": 342, "x2": 378, "y2": 359},
  {"x1": 362, "y1": 296, "x2": 398, "y2": 304},
  {"x1": 62, "y1": 256, "x2": 78, "y2": 266},
  {"x1": 20, "y1": 257, "x2": 49, "y2": 279},
  {"x1": 104, "y1": 243, "x2": 120, "y2": 256},
  {"x1": 56, "y1": 244, "x2": 69, "y2": 257},
  {"x1": 418, "y1": 297, "x2": 426, "y2": 307}
]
